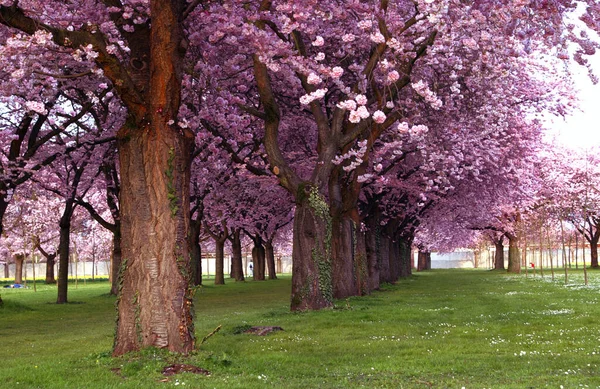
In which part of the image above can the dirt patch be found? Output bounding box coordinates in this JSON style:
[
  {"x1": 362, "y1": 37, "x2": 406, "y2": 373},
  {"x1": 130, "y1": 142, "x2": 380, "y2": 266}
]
[
  {"x1": 243, "y1": 326, "x2": 284, "y2": 336},
  {"x1": 161, "y1": 364, "x2": 211, "y2": 376}
]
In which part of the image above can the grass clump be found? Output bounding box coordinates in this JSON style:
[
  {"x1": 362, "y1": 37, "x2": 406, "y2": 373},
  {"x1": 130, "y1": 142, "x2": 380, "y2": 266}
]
[{"x1": 1, "y1": 270, "x2": 600, "y2": 388}]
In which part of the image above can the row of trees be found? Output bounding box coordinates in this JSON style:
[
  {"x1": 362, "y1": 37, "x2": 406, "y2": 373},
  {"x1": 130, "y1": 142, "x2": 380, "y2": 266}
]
[{"x1": 0, "y1": 0, "x2": 599, "y2": 355}]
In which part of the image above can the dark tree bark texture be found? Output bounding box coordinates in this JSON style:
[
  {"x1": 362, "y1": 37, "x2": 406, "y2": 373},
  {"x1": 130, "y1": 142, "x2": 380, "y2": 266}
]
[
  {"x1": 265, "y1": 239, "x2": 277, "y2": 280},
  {"x1": 365, "y1": 216, "x2": 381, "y2": 291},
  {"x1": 507, "y1": 233, "x2": 521, "y2": 274},
  {"x1": 0, "y1": 0, "x2": 198, "y2": 356},
  {"x1": 13, "y1": 254, "x2": 25, "y2": 284},
  {"x1": 190, "y1": 219, "x2": 202, "y2": 286},
  {"x1": 230, "y1": 229, "x2": 244, "y2": 281},
  {"x1": 251, "y1": 236, "x2": 266, "y2": 281},
  {"x1": 113, "y1": 0, "x2": 196, "y2": 356},
  {"x1": 417, "y1": 250, "x2": 431, "y2": 272},
  {"x1": 494, "y1": 240, "x2": 505, "y2": 270},
  {"x1": 57, "y1": 199, "x2": 76, "y2": 304},
  {"x1": 290, "y1": 199, "x2": 333, "y2": 311},
  {"x1": 590, "y1": 239, "x2": 599, "y2": 268}
]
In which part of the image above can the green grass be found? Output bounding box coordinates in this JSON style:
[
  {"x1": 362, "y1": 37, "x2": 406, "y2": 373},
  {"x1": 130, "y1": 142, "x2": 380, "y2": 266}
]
[{"x1": 1, "y1": 270, "x2": 600, "y2": 388}]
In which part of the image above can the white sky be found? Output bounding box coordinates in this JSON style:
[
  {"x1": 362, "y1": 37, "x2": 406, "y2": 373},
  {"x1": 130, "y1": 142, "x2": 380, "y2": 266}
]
[
  {"x1": 544, "y1": 6, "x2": 600, "y2": 151},
  {"x1": 545, "y1": 60, "x2": 600, "y2": 150}
]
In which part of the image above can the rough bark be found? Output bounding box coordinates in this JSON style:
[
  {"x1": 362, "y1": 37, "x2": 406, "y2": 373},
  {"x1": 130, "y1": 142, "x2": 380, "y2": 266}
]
[
  {"x1": 251, "y1": 235, "x2": 266, "y2": 281},
  {"x1": 264, "y1": 239, "x2": 277, "y2": 280},
  {"x1": 590, "y1": 239, "x2": 599, "y2": 268},
  {"x1": 37, "y1": 244, "x2": 57, "y2": 284},
  {"x1": 0, "y1": 199, "x2": 8, "y2": 238},
  {"x1": 115, "y1": 121, "x2": 195, "y2": 354},
  {"x1": 110, "y1": 228, "x2": 123, "y2": 294},
  {"x1": 388, "y1": 236, "x2": 401, "y2": 282},
  {"x1": 365, "y1": 216, "x2": 381, "y2": 291},
  {"x1": 3, "y1": 262, "x2": 8, "y2": 279},
  {"x1": 290, "y1": 197, "x2": 333, "y2": 311},
  {"x1": 214, "y1": 238, "x2": 226, "y2": 285},
  {"x1": 354, "y1": 227, "x2": 368, "y2": 294},
  {"x1": 14, "y1": 253, "x2": 25, "y2": 284},
  {"x1": 0, "y1": 0, "x2": 197, "y2": 356},
  {"x1": 507, "y1": 233, "x2": 521, "y2": 274},
  {"x1": 230, "y1": 229, "x2": 244, "y2": 281},
  {"x1": 57, "y1": 199, "x2": 76, "y2": 304},
  {"x1": 417, "y1": 250, "x2": 431, "y2": 272},
  {"x1": 494, "y1": 240, "x2": 505, "y2": 270},
  {"x1": 398, "y1": 237, "x2": 413, "y2": 278},
  {"x1": 331, "y1": 217, "x2": 357, "y2": 299},
  {"x1": 189, "y1": 219, "x2": 202, "y2": 286},
  {"x1": 378, "y1": 233, "x2": 392, "y2": 284}
]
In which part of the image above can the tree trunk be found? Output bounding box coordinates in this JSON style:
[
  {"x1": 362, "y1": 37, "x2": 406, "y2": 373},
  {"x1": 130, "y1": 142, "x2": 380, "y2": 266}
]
[
  {"x1": 417, "y1": 250, "x2": 431, "y2": 271},
  {"x1": 494, "y1": 240, "x2": 505, "y2": 270},
  {"x1": 389, "y1": 237, "x2": 401, "y2": 281},
  {"x1": 264, "y1": 239, "x2": 277, "y2": 280},
  {"x1": 507, "y1": 234, "x2": 521, "y2": 274},
  {"x1": 290, "y1": 198, "x2": 333, "y2": 311},
  {"x1": 3, "y1": 261, "x2": 8, "y2": 279},
  {"x1": 331, "y1": 217, "x2": 356, "y2": 299},
  {"x1": 45, "y1": 254, "x2": 56, "y2": 284},
  {"x1": 189, "y1": 219, "x2": 202, "y2": 286},
  {"x1": 114, "y1": 124, "x2": 195, "y2": 354},
  {"x1": 378, "y1": 232, "x2": 392, "y2": 284},
  {"x1": 590, "y1": 238, "x2": 599, "y2": 268},
  {"x1": 365, "y1": 218, "x2": 381, "y2": 291},
  {"x1": 109, "y1": 226, "x2": 123, "y2": 295},
  {"x1": 251, "y1": 236, "x2": 266, "y2": 281},
  {"x1": 14, "y1": 253, "x2": 25, "y2": 284},
  {"x1": 57, "y1": 201, "x2": 75, "y2": 304},
  {"x1": 214, "y1": 237, "x2": 225, "y2": 285},
  {"x1": 230, "y1": 229, "x2": 244, "y2": 281},
  {"x1": 398, "y1": 236, "x2": 413, "y2": 278},
  {"x1": 354, "y1": 227, "x2": 368, "y2": 294},
  {"x1": 0, "y1": 197, "x2": 8, "y2": 238}
]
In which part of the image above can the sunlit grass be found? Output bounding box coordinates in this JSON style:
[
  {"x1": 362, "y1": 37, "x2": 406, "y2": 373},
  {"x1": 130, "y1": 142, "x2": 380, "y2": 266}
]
[{"x1": 1, "y1": 270, "x2": 600, "y2": 388}]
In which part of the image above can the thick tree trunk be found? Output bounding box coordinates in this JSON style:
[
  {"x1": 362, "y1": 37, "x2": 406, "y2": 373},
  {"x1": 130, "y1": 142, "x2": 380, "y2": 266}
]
[
  {"x1": 494, "y1": 241, "x2": 505, "y2": 270},
  {"x1": 36, "y1": 240, "x2": 57, "y2": 284},
  {"x1": 189, "y1": 219, "x2": 202, "y2": 286},
  {"x1": 230, "y1": 229, "x2": 244, "y2": 281},
  {"x1": 417, "y1": 250, "x2": 431, "y2": 271},
  {"x1": 3, "y1": 261, "x2": 8, "y2": 279},
  {"x1": 365, "y1": 218, "x2": 380, "y2": 291},
  {"x1": 214, "y1": 238, "x2": 225, "y2": 285},
  {"x1": 114, "y1": 124, "x2": 195, "y2": 355},
  {"x1": 590, "y1": 239, "x2": 599, "y2": 268},
  {"x1": 331, "y1": 217, "x2": 357, "y2": 299},
  {"x1": 264, "y1": 239, "x2": 277, "y2": 280},
  {"x1": 389, "y1": 237, "x2": 401, "y2": 281},
  {"x1": 57, "y1": 201, "x2": 75, "y2": 304},
  {"x1": 45, "y1": 254, "x2": 56, "y2": 284},
  {"x1": 251, "y1": 235, "x2": 266, "y2": 281},
  {"x1": 290, "y1": 198, "x2": 333, "y2": 311},
  {"x1": 507, "y1": 234, "x2": 521, "y2": 274},
  {"x1": 14, "y1": 253, "x2": 25, "y2": 284},
  {"x1": 354, "y1": 227, "x2": 368, "y2": 294},
  {"x1": 0, "y1": 197, "x2": 8, "y2": 238},
  {"x1": 398, "y1": 237, "x2": 413, "y2": 278},
  {"x1": 378, "y1": 233, "x2": 392, "y2": 284},
  {"x1": 110, "y1": 226, "x2": 122, "y2": 295}
]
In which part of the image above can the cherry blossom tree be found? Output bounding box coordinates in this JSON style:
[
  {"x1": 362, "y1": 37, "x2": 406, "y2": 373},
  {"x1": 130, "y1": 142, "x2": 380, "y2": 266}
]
[{"x1": 1, "y1": 0, "x2": 598, "y2": 355}]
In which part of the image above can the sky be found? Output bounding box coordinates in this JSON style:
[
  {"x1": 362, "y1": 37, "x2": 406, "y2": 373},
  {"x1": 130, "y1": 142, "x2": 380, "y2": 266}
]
[
  {"x1": 545, "y1": 61, "x2": 600, "y2": 150},
  {"x1": 544, "y1": 6, "x2": 600, "y2": 151}
]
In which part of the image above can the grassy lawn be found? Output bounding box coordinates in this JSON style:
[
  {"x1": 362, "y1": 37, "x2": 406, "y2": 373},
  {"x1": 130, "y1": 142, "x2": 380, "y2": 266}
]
[{"x1": 1, "y1": 270, "x2": 600, "y2": 388}]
